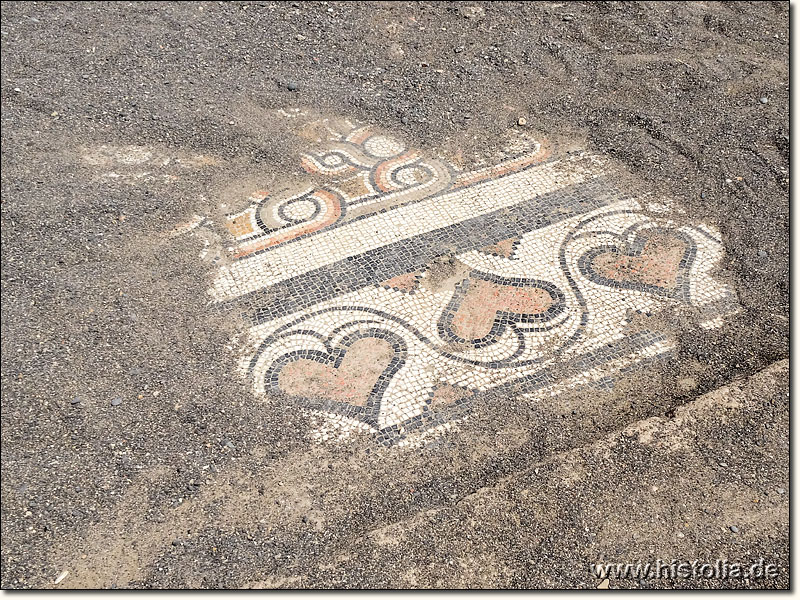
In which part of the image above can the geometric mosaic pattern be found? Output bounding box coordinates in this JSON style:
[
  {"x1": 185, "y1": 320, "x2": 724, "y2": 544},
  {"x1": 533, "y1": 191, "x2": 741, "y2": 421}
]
[{"x1": 175, "y1": 111, "x2": 738, "y2": 447}]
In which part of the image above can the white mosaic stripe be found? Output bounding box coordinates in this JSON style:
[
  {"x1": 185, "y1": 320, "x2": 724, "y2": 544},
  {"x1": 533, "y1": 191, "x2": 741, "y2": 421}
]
[{"x1": 210, "y1": 156, "x2": 603, "y2": 302}]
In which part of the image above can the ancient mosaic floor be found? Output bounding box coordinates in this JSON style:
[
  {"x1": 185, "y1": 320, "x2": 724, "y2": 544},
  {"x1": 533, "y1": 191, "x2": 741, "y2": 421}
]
[{"x1": 174, "y1": 110, "x2": 739, "y2": 448}]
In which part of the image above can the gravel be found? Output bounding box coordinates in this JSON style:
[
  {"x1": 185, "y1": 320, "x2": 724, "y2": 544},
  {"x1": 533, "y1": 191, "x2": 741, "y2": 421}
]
[{"x1": 0, "y1": 0, "x2": 787, "y2": 590}]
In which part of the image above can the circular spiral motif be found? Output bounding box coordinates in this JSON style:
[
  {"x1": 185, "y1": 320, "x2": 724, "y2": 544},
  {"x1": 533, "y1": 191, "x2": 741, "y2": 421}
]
[
  {"x1": 363, "y1": 135, "x2": 405, "y2": 158},
  {"x1": 322, "y1": 153, "x2": 345, "y2": 167},
  {"x1": 278, "y1": 197, "x2": 321, "y2": 223},
  {"x1": 393, "y1": 165, "x2": 433, "y2": 187}
]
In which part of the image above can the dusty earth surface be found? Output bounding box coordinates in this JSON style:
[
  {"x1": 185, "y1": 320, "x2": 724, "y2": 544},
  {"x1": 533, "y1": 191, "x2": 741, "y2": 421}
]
[{"x1": 0, "y1": 0, "x2": 789, "y2": 590}]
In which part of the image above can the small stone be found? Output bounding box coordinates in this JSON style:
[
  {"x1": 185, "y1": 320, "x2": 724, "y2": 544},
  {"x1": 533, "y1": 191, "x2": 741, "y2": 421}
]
[
  {"x1": 517, "y1": 117, "x2": 527, "y2": 126},
  {"x1": 111, "y1": 397, "x2": 122, "y2": 407},
  {"x1": 14, "y1": 87, "x2": 21, "y2": 93},
  {"x1": 54, "y1": 570, "x2": 69, "y2": 585},
  {"x1": 759, "y1": 97, "x2": 769, "y2": 104},
  {"x1": 228, "y1": 120, "x2": 235, "y2": 125},
  {"x1": 295, "y1": 34, "x2": 306, "y2": 41},
  {"x1": 777, "y1": 487, "x2": 785, "y2": 494},
  {"x1": 758, "y1": 250, "x2": 768, "y2": 257},
  {"x1": 287, "y1": 81, "x2": 298, "y2": 91},
  {"x1": 301, "y1": 515, "x2": 308, "y2": 523},
  {"x1": 725, "y1": 178, "x2": 733, "y2": 184},
  {"x1": 454, "y1": 46, "x2": 464, "y2": 54},
  {"x1": 459, "y1": 5, "x2": 484, "y2": 18},
  {"x1": 700, "y1": 192, "x2": 707, "y2": 199},
  {"x1": 70, "y1": 396, "x2": 82, "y2": 405},
  {"x1": 729, "y1": 525, "x2": 740, "y2": 533},
  {"x1": 562, "y1": 14, "x2": 575, "y2": 22},
  {"x1": 677, "y1": 532, "x2": 684, "y2": 538},
  {"x1": 400, "y1": 116, "x2": 408, "y2": 125}
]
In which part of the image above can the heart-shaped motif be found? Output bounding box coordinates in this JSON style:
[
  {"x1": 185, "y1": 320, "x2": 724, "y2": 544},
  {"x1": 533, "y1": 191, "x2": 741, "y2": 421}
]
[
  {"x1": 578, "y1": 230, "x2": 694, "y2": 299},
  {"x1": 265, "y1": 328, "x2": 406, "y2": 424},
  {"x1": 438, "y1": 273, "x2": 566, "y2": 347}
]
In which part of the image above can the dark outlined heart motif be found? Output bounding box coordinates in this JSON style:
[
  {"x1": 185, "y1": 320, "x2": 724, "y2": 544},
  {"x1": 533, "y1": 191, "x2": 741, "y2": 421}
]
[
  {"x1": 438, "y1": 272, "x2": 567, "y2": 348},
  {"x1": 264, "y1": 327, "x2": 407, "y2": 427},
  {"x1": 577, "y1": 228, "x2": 696, "y2": 300}
]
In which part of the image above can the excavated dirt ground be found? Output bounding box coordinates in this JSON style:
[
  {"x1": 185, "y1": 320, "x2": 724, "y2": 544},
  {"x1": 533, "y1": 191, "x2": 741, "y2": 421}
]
[{"x1": 0, "y1": 1, "x2": 788, "y2": 589}]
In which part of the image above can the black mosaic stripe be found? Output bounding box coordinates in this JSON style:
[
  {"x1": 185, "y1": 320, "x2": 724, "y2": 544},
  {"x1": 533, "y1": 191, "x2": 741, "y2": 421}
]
[{"x1": 217, "y1": 177, "x2": 627, "y2": 325}]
